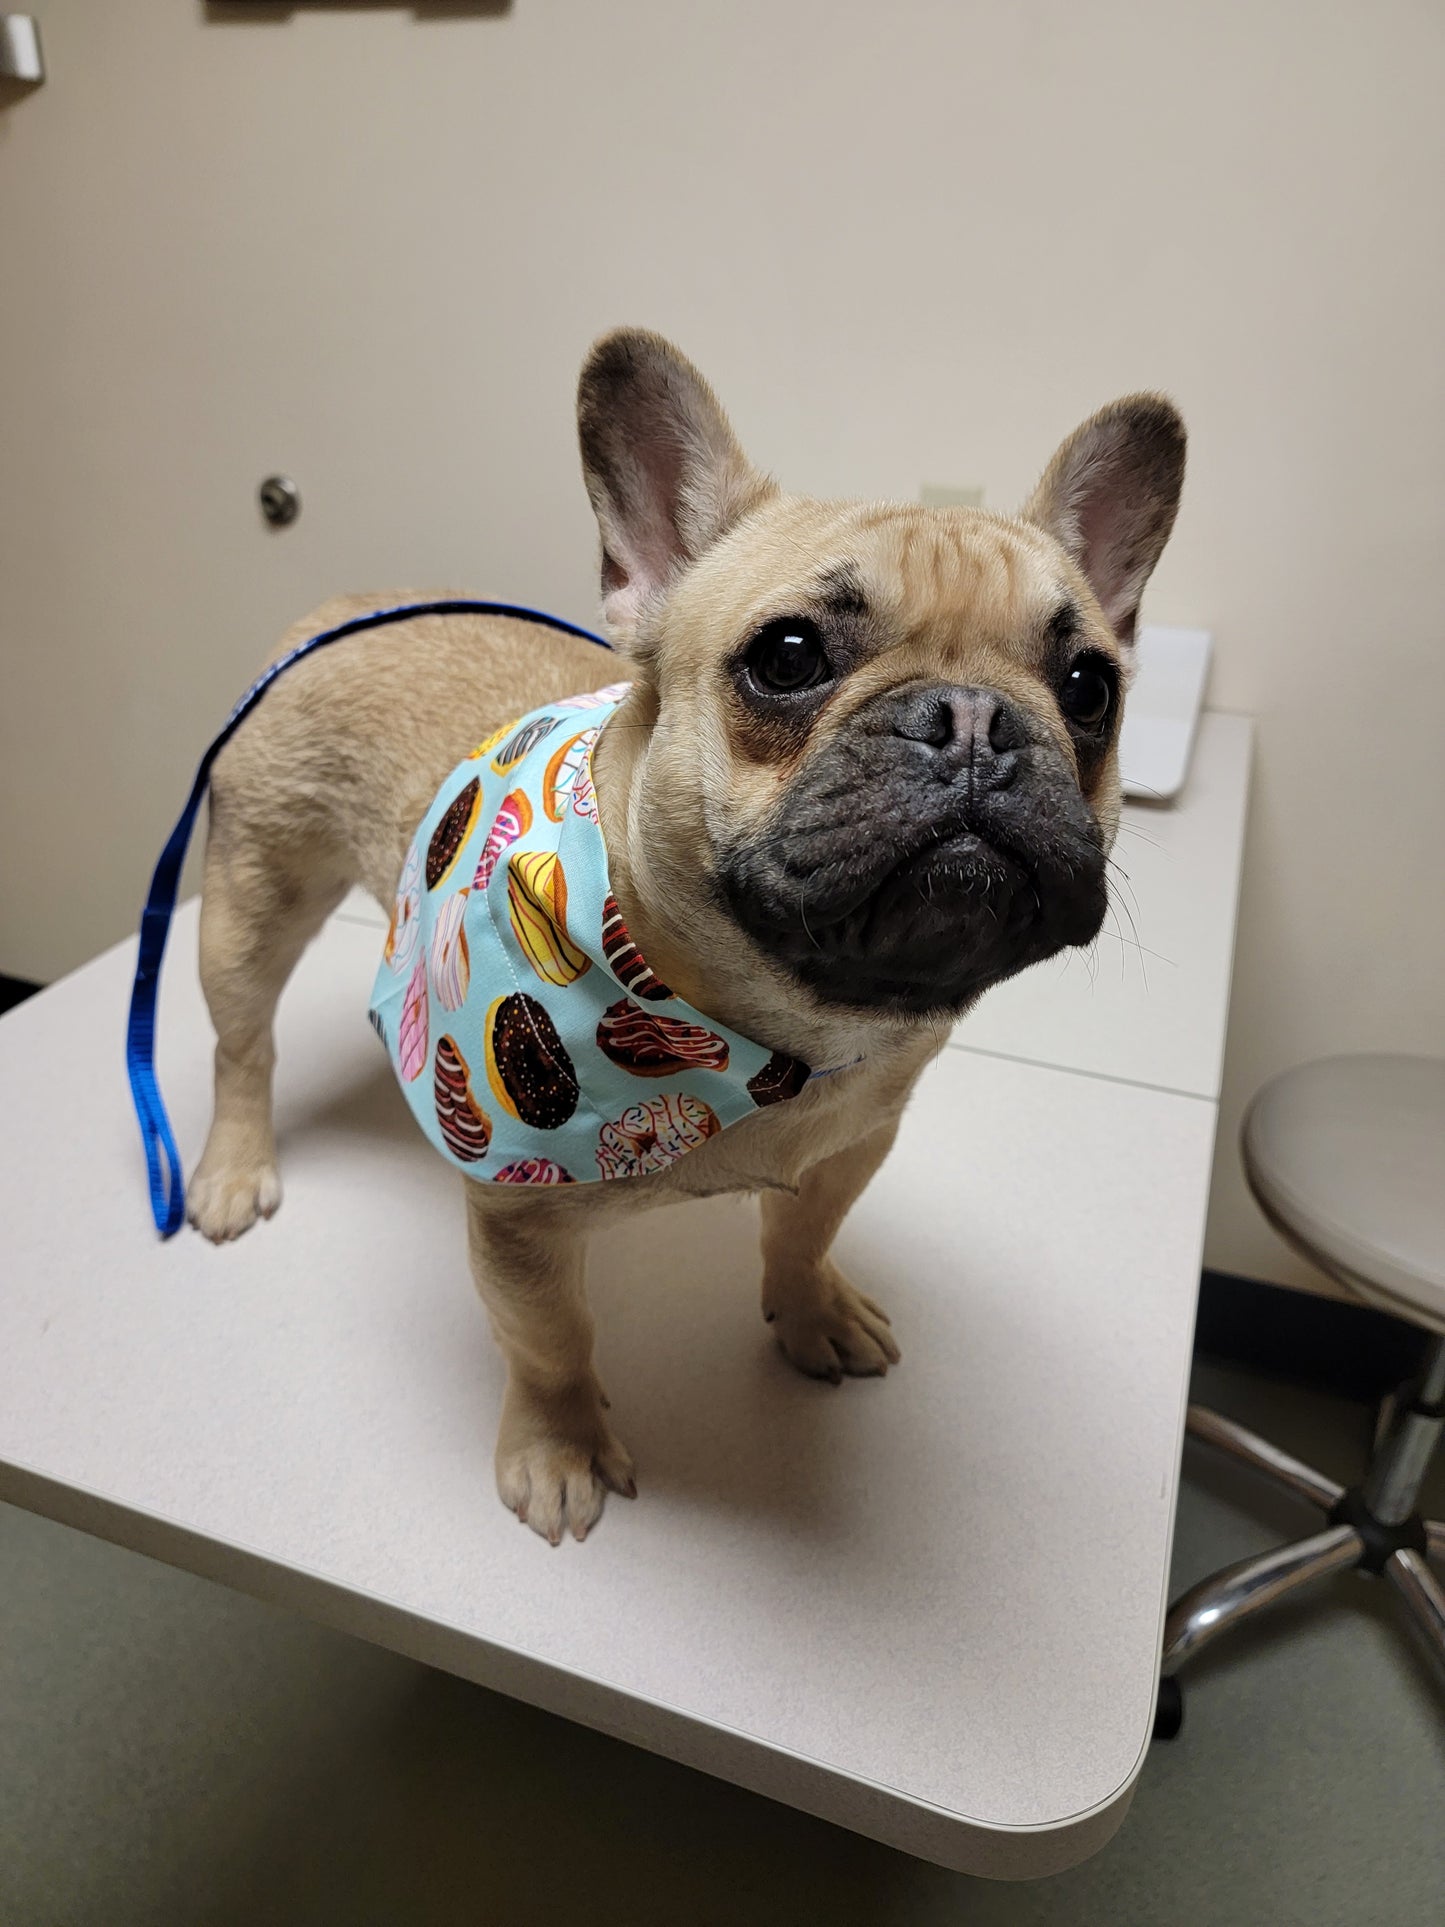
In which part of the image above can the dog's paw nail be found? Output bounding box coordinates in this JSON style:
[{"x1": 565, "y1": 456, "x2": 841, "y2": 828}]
[
  {"x1": 622, "y1": 1478, "x2": 638, "y2": 1500},
  {"x1": 763, "y1": 1311, "x2": 776, "y2": 1323}
]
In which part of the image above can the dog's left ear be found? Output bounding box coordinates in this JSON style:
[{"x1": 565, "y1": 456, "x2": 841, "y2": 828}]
[
  {"x1": 578, "y1": 329, "x2": 774, "y2": 649},
  {"x1": 1022, "y1": 395, "x2": 1186, "y2": 646}
]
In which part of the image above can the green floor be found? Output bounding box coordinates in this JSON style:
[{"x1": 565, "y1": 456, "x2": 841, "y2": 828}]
[{"x1": 3, "y1": 1359, "x2": 1443, "y2": 1926}]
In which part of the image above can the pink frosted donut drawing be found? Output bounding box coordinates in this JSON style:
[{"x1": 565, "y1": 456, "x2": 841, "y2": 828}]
[
  {"x1": 429, "y1": 888, "x2": 471, "y2": 1012},
  {"x1": 491, "y1": 1158, "x2": 575, "y2": 1185},
  {"x1": 471, "y1": 789, "x2": 532, "y2": 893},
  {"x1": 595, "y1": 1092, "x2": 720, "y2": 1180},
  {"x1": 385, "y1": 840, "x2": 423, "y2": 976},
  {"x1": 553, "y1": 681, "x2": 634, "y2": 711},
  {"x1": 398, "y1": 955, "x2": 429, "y2": 1082}
]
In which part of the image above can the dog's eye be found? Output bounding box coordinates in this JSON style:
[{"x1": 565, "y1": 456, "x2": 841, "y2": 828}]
[
  {"x1": 1058, "y1": 655, "x2": 1115, "y2": 731},
  {"x1": 746, "y1": 617, "x2": 831, "y2": 696}
]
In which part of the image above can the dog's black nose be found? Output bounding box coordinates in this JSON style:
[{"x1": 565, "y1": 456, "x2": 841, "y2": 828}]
[{"x1": 889, "y1": 684, "x2": 1027, "y2": 787}]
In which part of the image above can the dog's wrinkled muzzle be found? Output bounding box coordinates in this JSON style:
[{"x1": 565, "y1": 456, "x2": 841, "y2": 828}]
[{"x1": 717, "y1": 681, "x2": 1108, "y2": 1015}]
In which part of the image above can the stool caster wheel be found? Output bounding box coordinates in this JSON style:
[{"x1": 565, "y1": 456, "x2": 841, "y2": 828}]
[{"x1": 1153, "y1": 1674, "x2": 1183, "y2": 1741}]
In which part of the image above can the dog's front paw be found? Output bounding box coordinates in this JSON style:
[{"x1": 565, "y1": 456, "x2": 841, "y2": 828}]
[
  {"x1": 763, "y1": 1265, "x2": 901, "y2": 1384},
  {"x1": 495, "y1": 1380, "x2": 636, "y2": 1546},
  {"x1": 186, "y1": 1150, "x2": 282, "y2": 1243}
]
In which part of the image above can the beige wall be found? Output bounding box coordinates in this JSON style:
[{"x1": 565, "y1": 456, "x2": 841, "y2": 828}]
[{"x1": 2, "y1": 1, "x2": 1442, "y2": 1293}]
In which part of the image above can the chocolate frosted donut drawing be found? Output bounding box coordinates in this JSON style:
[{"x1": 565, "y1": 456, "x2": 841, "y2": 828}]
[
  {"x1": 434, "y1": 1035, "x2": 492, "y2": 1162},
  {"x1": 543, "y1": 728, "x2": 599, "y2": 822},
  {"x1": 507, "y1": 850, "x2": 590, "y2": 987},
  {"x1": 398, "y1": 955, "x2": 429, "y2": 1083},
  {"x1": 746, "y1": 1050, "x2": 812, "y2": 1107},
  {"x1": 596, "y1": 1092, "x2": 720, "y2": 1180},
  {"x1": 429, "y1": 888, "x2": 471, "y2": 1012},
  {"x1": 600, "y1": 893, "x2": 671, "y2": 1000},
  {"x1": 491, "y1": 714, "x2": 557, "y2": 774},
  {"x1": 384, "y1": 840, "x2": 423, "y2": 976},
  {"x1": 484, "y1": 993, "x2": 580, "y2": 1130},
  {"x1": 596, "y1": 998, "x2": 729, "y2": 1078},
  {"x1": 426, "y1": 776, "x2": 482, "y2": 890},
  {"x1": 492, "y1": 1158, "x2": 575, "y2": 1185},
  {"x1": 471, "y1": 789, "x2": 532, "y2": 893}
]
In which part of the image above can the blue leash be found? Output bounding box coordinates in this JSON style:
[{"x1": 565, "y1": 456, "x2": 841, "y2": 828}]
[{"x1": 125, "y1": 599, "x2": 611, "y2": 1237}]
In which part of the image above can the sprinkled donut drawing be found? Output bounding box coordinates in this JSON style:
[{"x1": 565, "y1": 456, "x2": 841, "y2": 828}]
[
  {"x1": 384, "y1": 840, "x2": 423, "y2": 976},
  {"x1": 542, "y1": 728, "x2": 599, "y2": 823},
  {"x1": 595, "y1": 1092, "x2": 720, "y2": 1180},
  {"x1": 571, "y1": 745, "x2": 600, "y2": 824},
  {"x1": 746, "y1": 1049, "x2": 812, "y2": 1107},
  {"x1": 484, "y1": 992, "x2": 580, "y2": 1130},
  {"x1": 426, "y1": 777, "x2": 482, "y2": 891}
]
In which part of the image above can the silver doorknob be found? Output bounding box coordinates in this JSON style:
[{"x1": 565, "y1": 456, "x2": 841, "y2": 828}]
[{"x1": 258, "y1": 476, "x2": 301, "y2": 528}]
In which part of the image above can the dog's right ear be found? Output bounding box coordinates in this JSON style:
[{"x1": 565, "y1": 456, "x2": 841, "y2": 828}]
[
  {"x1": 1022, "y1": 394, "x2": 1186, "y2": 648},
  {"x1": 578, "y1": 329, "x2": 773, "y2": 650}
]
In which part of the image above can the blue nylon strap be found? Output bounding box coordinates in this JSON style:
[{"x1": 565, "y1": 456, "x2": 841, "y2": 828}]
[{"x1": 125, "y1": 599, "x2": 611, "y2": 1237}]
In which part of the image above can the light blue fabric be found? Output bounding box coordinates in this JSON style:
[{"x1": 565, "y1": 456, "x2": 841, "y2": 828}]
[{"x1": 369, "y1": 684, "x2": 815, "y2": 1185}]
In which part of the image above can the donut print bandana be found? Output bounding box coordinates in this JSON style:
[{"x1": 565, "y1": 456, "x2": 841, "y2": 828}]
[{"x1": 369, "y1": 685, "x2": 814, "y2": 1185}]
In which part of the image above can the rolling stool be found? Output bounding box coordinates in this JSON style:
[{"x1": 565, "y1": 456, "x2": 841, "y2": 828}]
[{"x1": 1156, "y1": 1054, "x2": 1445, "y2": 1738}]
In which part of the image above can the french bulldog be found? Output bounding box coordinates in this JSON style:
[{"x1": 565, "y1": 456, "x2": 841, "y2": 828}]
[{"x1": 187, "y1": 329, "x2": 1184, "y2": 1543}]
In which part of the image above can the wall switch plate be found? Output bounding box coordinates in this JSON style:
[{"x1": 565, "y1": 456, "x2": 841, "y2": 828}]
[
  {"x1": 0, "y1": 17, "x2": 44, "y2": 85},
  {"x1": 920, "y1": 483, "x2": 985, "y2": 509}
]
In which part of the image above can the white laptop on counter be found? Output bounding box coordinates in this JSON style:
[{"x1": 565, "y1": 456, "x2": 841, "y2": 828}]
[{"x1": 1118, "y1": 625, "x2": 1212, "y2": 803}]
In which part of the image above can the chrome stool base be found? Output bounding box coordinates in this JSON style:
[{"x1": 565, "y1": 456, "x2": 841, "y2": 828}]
[{"x1": 1159, "y1": 1339, "x2": 1445, "y2": 1733}]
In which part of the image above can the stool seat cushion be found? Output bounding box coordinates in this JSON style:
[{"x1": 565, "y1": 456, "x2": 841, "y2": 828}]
[{"x1": 1242, "y1": 1054, "x2": 1445, "y2": 1332}]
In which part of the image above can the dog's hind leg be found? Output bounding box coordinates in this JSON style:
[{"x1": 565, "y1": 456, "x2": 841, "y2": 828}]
[{"x1": 187, "y1": 828, "x2": 347, "y2": 1242}]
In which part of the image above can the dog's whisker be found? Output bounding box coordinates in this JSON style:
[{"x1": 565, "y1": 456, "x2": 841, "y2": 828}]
[
  {"x1": 1114, "y1": 822, "x2": 1166, "y2": 853},
  {"x1": 1092, "y1": 924, "x2": 1175, "y2": 968},
  {"x1": 798, "y1": 884, "x2": 821, "y2": 952}
]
